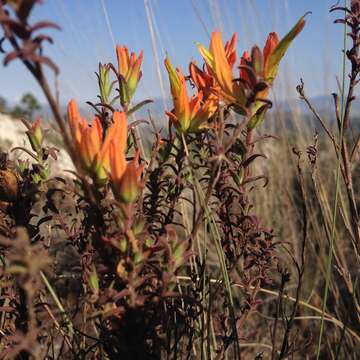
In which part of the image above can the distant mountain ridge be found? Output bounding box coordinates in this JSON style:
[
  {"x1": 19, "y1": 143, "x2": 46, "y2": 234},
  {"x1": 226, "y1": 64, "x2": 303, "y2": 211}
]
[{"x1": 3, "y1": 95, "x2": 360, "y2": 123}]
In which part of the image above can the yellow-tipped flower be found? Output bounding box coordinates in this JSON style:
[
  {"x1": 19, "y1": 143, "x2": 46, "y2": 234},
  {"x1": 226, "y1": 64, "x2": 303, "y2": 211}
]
[
  {"x1": 197, "y1": 16, "x2": 305, "y2": 117},
  {"x1": 109, "y1": 120, "x2": 144, "y2": 206},
  {"x1": 110, "y1": 150, "x2": 144, "y2": 204},
  {"x1": 262, "y1": 15, "x2": 305, "y2": 84},
  {"x1": 106, "y1": 111, "x2": 143, "y2": 203},
  {"x1": 197, "y1": 32, "x2": 246, "y2": 111},
  {"x1": 116, "y1": 45, "x2": 143, "y2": 107},
  {"x1": 67, "y1": 99, "x2": 125, "y2": 182},
  {"x1": 98, "y1": 63, "x2": 113, "y2": 105},
  {"x1": 237, "y1": 33, "x2": 280, "y2": 128},
  {"x1": 165, "y1": 56, "x2": 217, "y2": 133}
]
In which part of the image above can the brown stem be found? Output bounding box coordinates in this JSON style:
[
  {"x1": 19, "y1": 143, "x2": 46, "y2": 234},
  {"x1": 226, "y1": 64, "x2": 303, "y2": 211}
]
[
  {"x1": 297, "y1": 80, "x2": 339, "y2": 152},
  {"x1": 298, "y1": 78, "x2": 360, "y2": 256},
  {"x1": 278, "y1": 151, "x2": 308, "y2": 359},
  {"x1": 339, "y1": 33, "x2": 360, "y2": 255}
]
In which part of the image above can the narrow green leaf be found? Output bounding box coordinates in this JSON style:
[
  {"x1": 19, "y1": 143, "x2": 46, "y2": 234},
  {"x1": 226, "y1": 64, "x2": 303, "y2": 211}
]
[
  {"x1": 266, "y1": 15, "x2": 306, "y2": 84},
  {"x1": 127, "y1": 99, "x2": 153, "y2": 116},
  {"x1": 247, "y1": 103, "x2": 270, "y2": 130},
  {"x1": 164, "y1": 56, "x2": 181, "y2": 93},
  {"x1": 89, "y1": 268, "x2": 99, "y2": 294},
  {"x1": 251, "y1": 45, "x2": 263, "y2": 75},
  {"x1": 40, "y1": 271, "x2": 74, "y2": 336}
]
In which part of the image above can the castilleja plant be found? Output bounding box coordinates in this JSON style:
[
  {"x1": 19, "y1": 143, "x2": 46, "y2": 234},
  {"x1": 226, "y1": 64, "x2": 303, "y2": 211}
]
[
  {"x1": 197, "y1": 15, "x2": 306, "y2": 128},
  {"x1": 97, "y1": 62, "x2": 114, "y2": 106},
  {"x1": 108, "y1": 112, "x2": 144, "y2": 203},
  {"x1": 116, "y1": 45, "x2": 143, "y2": 108},
  {"x1": 18, "y1": 118, "x2": 58, "y2": 186},
  {"x1": 197, "y1": 32, "x2": 248, "y2": 113},
  {"x1": 0, "y1": 2, "x2": 323, "y2": 359},
  {"x1": 188, "y1": 33, "x2": 237, "y2": 106},
  {"x1": 67, "y1": 99, "x2": 125, "y2": 183},
  {"x1": 165, "y1": 56, "x2": 217, "y2": 133}
]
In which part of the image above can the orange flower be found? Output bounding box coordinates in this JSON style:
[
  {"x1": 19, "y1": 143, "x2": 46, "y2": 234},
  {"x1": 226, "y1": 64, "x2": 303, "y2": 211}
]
[
  {"x1": 116, "y1": 45, "x2": 143, "y2": 107},
  {"x1": 100, "y1": 111, "x2": 127, "y2": 175},
  {"x1": 189, "y1": 62, "x2": 217, "y2": 101},
  {"x1": 197, "y1": 31, "x2": 246, "y2": 111},
  {"x1": 198, "y1": 16, "x2": 306, "y2": 118},
  {"x1": 238, "y1": 40, "x2": 276, "y2": 125},
  {"x1": 263, "y1": 32, "x2": 279, "y2": 80},
  {"x1": 67, "y1": 100, "x2": 126, "y2": 182},
  {"x1": 165, "y1": 56, "x2": 217, "y2": 133},
  {"x1": 242, "y1": 17, "x2": 305, "y2": 129},
  {"x1": 190, "y1": 33, "x2": 236, "y2": 100},
  {"x1": 263, "y1": 16, "x2": 306, "y2": 84},
  {"x1": 224, "y1": 33, "x2": 238, "y2": 69},
  {"x1": 239, "y1": 33, "x2": 280, "y2": 90},
  {"x1": 67, "y1": 99, "x2": 88, "y2": 146},
  {"x1": 110, "y1": 145, "x2": 144, "y2": 204}
]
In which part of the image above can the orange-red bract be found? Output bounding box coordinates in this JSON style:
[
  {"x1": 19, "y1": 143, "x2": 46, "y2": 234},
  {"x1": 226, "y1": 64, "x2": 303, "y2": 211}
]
[
  {"x1": 197, "y1": 31, "x2": 247, "y2": 112},
  {"x1": 197, "y1": 15, "x2": 306, "y2": 126},
  {"x1": 67, "y1": 99, "x2": 126, "y2": 182},
  {"x1": 106, "y1": 112, "x2": 143, "y2": 203},
  {"x1": 110, "y1": 144, "x2": 144, "y2": 204},
  {"x1": 165, "y1": 56, "x2": 217, "y2": 133}
]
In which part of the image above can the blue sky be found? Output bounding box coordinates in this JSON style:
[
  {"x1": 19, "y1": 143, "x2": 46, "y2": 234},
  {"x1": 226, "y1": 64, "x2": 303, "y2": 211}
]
[{"x1": 0, "y1": 0, "x2": 346, "y2": 109}]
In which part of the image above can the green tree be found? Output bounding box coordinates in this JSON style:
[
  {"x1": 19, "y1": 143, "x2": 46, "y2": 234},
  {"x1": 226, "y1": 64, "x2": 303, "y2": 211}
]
[{"x1": 11, "y1": 93, "x2": 41, "y2": 119}]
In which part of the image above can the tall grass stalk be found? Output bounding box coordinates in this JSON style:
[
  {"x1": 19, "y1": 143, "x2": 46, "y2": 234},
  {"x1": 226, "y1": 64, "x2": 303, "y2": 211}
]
[
  {"x1": 99, "y1": 0, "x2": 115, "y2": 49},
  {"x1": 144, "y1": 0, "x2": 168, "y2": 112},
  {"x1": 176, "y1": 275, "x2": 360, "y2": 344},
  {"x1": 316, "y1": 1, "x2": 348, "y2": 357},
  {"x1": 40, "y1": 271, "x2": 74, "y2": 336}
]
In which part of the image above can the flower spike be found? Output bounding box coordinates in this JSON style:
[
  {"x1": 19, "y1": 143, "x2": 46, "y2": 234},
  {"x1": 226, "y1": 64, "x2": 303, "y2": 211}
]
[
  {"x1": 116, "y1": 45, "x2": 143, "y2": 108},
  {"x1": 197, "y1": 31, "x2": 247, "y2": 112},
  {"x1": 67, "y1": 99, "x2": 127, "y2": 182},
  {"x1": 110, "y1": 147, "x2": 144, "y2": 204},
  {"x1": 165, "y1": 56, "x2": 217, "y2": 133}
]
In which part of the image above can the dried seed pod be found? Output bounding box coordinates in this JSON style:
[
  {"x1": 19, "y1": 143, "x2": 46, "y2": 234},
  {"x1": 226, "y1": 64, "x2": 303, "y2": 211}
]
[{"x1": 0, "y1": 169, "x2": 19, "y2": 202}]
